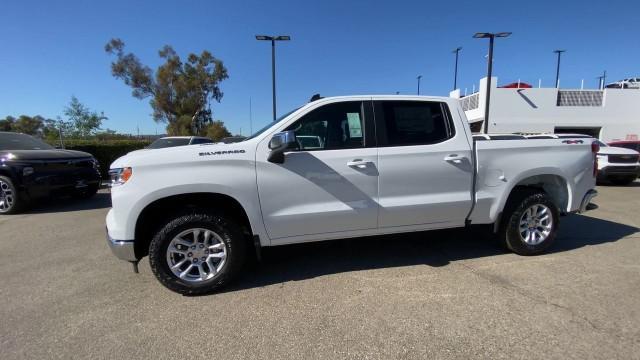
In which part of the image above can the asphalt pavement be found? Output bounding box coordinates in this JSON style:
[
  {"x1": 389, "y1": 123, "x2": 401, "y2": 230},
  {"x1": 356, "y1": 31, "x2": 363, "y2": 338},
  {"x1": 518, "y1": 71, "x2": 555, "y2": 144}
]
[{"x1": 0, "y1": 183, "x2": 638, "y2": 359}]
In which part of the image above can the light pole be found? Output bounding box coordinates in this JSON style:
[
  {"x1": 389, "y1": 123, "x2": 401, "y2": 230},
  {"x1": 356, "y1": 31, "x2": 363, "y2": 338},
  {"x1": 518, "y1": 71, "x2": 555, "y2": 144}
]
[
  {"x1": 417, "y1": 75, "x2": 422, "y2": 95},
  {"x1": 473, "y1": 32, "x2": 511, "y2": 134},
  {"x1": 452, "y1": 47, "x2": 462, "y2": 90},
  {"x1": 553, "y1": 49, "x2": 565, "y2": 88},
  {"x1": 596, "y1": 70, "x2": 607, "y2": 89},
  {"x1": 256, "y1": 35, "x2": 291, "y2": 121}
]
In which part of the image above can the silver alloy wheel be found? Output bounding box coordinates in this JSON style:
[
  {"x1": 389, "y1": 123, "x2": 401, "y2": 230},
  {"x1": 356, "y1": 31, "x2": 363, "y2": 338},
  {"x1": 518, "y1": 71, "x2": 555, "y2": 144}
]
[
  {"x1": 166, "y1": 228, "x2": 228, "y2": 283},
  {"x1": 0, "y1": 179, "x2": 14, "y2": 212},
  {"x1": 518, "y1": 204, "x2": 553, "y2": 245}
]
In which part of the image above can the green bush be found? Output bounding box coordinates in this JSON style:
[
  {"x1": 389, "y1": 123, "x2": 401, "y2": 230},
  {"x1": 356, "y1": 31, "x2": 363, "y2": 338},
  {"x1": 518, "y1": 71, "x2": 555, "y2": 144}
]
[{"x1": 54, "y1": 140, "x2": 151, "y2": 178}]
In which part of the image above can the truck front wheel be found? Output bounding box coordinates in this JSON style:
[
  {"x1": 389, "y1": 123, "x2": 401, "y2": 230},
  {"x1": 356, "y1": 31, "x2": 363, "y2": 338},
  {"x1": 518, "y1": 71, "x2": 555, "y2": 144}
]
[
  {"x1": 499, "y1": 189, "x2": 559, "y2": 255},
  {"x1": 149, "y1": 211, "x2": 247, "y2": 295},
  {"x1": 0, "y1": 176, "x2": 25, "y2": 215}
]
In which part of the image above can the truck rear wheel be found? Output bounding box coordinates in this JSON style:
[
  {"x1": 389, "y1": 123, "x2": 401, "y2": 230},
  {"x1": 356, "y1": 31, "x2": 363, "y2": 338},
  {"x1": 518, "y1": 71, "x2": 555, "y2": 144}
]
[
  {"x1": 499, "y1": 189, "x2": 559, "y2": 255},
  {"x1": 149, "y1": 211, "x2": 247, "y2": 295}
]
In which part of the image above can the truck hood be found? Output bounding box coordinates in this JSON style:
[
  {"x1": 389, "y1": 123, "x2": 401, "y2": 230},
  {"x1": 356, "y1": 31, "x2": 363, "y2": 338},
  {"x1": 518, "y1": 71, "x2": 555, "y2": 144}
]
[
  {"x1": 110, "y1": 142, "x2": 253, "y2": 169},
  {"x1": 0, "y1": 149, "x2": 93, "y2": 161},
  {"x1": 598, "y1": 146, "x2": 640, "y2": 156}
]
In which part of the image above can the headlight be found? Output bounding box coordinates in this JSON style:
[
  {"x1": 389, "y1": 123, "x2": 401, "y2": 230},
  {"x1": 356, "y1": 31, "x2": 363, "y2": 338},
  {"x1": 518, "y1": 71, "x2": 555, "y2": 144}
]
[{"x1": 108, "y1": 167, "x2": 132, "y2": 186}]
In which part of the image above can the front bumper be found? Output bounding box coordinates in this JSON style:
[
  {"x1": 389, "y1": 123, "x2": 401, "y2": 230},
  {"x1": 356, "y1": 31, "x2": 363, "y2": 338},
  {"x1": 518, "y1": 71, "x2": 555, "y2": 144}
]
[
  {"x1": 26, "y1": 168, "x2": 101, "y2": 199},
  {"x1": 598, "y1": 165, "x2": 640, "y2": 179},
  {"x1": 106, "y1": 228, "x2": 137, "y2": 262}
]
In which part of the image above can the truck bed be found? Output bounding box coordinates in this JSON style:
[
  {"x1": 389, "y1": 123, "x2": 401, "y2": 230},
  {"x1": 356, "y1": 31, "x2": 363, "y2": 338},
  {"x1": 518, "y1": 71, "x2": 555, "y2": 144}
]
[{"x1": 468, "y1": 135, "x2": 596, "y2": 225}]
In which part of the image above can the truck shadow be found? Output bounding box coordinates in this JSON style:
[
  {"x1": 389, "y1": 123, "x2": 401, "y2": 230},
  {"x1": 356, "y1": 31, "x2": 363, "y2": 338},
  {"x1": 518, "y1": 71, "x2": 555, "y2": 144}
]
[{"x1": 225, "y1": 213, "x2": 638, "y2": 293}]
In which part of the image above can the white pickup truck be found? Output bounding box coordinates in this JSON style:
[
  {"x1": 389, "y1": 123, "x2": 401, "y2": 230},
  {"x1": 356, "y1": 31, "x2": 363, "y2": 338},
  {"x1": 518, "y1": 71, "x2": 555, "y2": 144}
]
[{"x1": 106, "y1": 95, "x2": 598, "y2": 294}]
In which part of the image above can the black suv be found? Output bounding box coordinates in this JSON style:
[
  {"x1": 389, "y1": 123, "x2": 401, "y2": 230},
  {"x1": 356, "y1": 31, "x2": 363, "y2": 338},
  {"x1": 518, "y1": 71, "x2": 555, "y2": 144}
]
[{"x1": 0, "y1": 132, "x2": 101, "y2": 214}]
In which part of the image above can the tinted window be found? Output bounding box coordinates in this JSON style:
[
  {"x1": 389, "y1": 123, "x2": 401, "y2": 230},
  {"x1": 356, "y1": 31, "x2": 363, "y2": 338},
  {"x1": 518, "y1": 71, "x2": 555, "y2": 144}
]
[
  {"x1": 147, "y1": 138, "x2": 191, "y2": 149},
  {"x1": 191, "y1": 138, "x2": 214, "y2": 144},
  {"x1": 285, "y1": 101, "x2": 364, "y2": 150},
  {"x1": 378, "y1": 101, "x2": 452, "y2": 146},
  {"x1": 0, "y1": 132, "x2": 54, "y2": 150}
]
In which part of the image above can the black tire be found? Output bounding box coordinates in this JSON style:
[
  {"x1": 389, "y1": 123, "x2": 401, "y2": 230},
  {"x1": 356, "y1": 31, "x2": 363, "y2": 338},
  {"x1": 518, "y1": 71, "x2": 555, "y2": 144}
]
[
  {"x1": 75, "y1": 184, "x2": 99, "y2": 199},
  {"x1": 0, "y1": 176, "x2": 25, "y2": 215},
  {"x1": 149, "y1": 211, "x2": 247, "y2": 295},
  {"x1": 498, "y1": 188, "x2": 560, "y2": 255},
  {"x1": 609, "y1": 176, "x2": 636, "y2": 186}
]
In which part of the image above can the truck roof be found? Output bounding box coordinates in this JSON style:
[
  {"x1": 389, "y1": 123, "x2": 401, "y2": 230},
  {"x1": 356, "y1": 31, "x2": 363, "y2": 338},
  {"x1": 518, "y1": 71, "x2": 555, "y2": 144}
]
[{"x1": 311, "y1": 95, "x2": 453, "y2": 102}]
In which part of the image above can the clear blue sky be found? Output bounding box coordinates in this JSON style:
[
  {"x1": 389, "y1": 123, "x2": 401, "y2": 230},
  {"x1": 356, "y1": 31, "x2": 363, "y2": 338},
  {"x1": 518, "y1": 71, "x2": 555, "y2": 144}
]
[{"x1": 1, "y1": 0, "x2": 637, "y2": 135}]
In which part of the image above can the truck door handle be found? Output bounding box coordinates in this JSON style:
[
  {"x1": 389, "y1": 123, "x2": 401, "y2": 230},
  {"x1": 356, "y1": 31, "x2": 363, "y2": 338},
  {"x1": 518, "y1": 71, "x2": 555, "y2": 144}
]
[
  {"x1": 347, "y1": 159, "x2": 369, "y2": 168},
  {"x1": 444, "y1": 154, "x2": 466, "y2": 163}
]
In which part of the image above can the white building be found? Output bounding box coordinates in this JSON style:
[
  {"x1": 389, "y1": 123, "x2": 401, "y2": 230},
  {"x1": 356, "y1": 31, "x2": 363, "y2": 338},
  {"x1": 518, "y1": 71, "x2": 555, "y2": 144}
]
[{"x1": 451, "y1": 77, "x2": 640, "y2": 142}]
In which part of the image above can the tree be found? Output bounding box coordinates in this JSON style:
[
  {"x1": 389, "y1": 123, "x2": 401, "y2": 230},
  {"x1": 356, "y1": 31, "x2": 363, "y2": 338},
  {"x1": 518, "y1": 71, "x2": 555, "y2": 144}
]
[
  {"x1": 0, "y1": 116, "x2": 16, "y2": 131},
  {"x1": 63, "y1": 96, "x2": 107, "y2": 137},
  {"x1": 203, "y1": 120, "x2": 232, "y2": 141},
  {"x1": 12, "y1": 115, "x2": 44, "y2": 135},
  {"x1": 105, "y1": 38, "x2": 228, "y2": 135},
  {"x1": 42, "y1": 117, "x2": 72, "y2": 142}
]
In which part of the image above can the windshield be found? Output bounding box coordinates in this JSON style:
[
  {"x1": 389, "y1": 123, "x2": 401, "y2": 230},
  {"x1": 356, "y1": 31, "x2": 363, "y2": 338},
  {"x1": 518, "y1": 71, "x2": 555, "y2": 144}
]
[
  {"x1": 0, "y1": 132, "x2": 54, "y2": 150},
  {"x1": 244, "y1": 108, "x2": 300, "y2": 141},
  {"x1": 147, "y1": 138, "x2": 191, "y2": 149}
]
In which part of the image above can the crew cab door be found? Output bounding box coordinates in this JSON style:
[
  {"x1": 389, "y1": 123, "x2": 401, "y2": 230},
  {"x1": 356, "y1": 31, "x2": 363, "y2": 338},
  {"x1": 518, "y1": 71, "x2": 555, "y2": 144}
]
[
  {"x1": 256, "y1": 100, "x2": 378, "y2": 242},
  {"x1": 374, "y1": 99, "x2": 473, "y2": 230}
]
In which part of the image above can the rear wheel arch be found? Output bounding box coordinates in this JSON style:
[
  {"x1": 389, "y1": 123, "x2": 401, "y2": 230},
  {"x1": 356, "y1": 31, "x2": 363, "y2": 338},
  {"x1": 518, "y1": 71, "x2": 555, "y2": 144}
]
[
  {"x1": 494, "y1": 174, "x2": 569, "y2": 232},
  {"x1": 509, "y1": 174, "x2": 569, "y2": 213},
  {"x1": 134, "y1": 192, "x2": 253, "y2": 259},
  {"x1": 0, "y1": 167, "x2": 17, "y2": 181}
]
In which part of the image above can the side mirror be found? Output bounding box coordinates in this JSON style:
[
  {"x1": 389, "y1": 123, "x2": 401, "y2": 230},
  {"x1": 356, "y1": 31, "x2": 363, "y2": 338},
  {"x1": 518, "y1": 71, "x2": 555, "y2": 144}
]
[{"x1": 268, "y1": 130, "x2": 297, "y2": 163}]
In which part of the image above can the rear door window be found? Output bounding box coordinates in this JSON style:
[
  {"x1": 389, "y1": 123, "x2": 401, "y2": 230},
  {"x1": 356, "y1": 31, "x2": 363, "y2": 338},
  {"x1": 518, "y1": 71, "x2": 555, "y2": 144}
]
[{"x1": 374, "y1": 101, "x2": 454, "y2": 146}]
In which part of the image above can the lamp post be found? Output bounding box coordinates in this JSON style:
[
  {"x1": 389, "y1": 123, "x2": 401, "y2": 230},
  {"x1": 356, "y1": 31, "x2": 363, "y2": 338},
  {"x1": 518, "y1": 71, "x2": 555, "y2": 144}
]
[
  {"x1": 553, "y1": 49, "x2": 565, "y2": 88},
  {"x1": 255, "y1": 35, "x2": 291, "y2": 121},
  {"x1": 596, "y1": 70, "x2": 607, "y2": 89},
  {"x1": 473, "y1": 32, "x2": 511, "y2": 134},
  {"x1": 452, "y1": 47, "x2": 462, "y2": 90},
  {"x1": 417, "y1": 75, "x2": 422, "y2": 95}
]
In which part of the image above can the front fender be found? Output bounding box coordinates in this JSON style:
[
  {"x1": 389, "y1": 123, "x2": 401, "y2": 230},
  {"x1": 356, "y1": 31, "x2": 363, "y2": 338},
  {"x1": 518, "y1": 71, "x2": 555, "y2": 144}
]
[{"x1": 126, "y1": 183, "x2": 269, "y2": 246}]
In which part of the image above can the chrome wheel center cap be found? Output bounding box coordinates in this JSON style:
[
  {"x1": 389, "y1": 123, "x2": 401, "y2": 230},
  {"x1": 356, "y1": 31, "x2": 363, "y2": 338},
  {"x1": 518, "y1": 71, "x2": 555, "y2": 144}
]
[{"x1": 189, "y1": 244, "x2": 209, "y2": 260}]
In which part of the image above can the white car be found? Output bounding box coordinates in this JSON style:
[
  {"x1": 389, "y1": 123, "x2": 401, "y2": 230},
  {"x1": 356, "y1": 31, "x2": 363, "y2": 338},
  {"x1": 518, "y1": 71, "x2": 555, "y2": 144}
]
[
  {"x1": 595, "y1": 141, "x2": 640, "y2": 185},
  {"x1": 147, "y1": 136, "x2": 214, "y2": 149},
  {"x1": 106, "y1": 95, "x2": 598, "y2": 294},
  {"x1": 606, "y1": 78, "x2": 640, "y2": 89}
]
